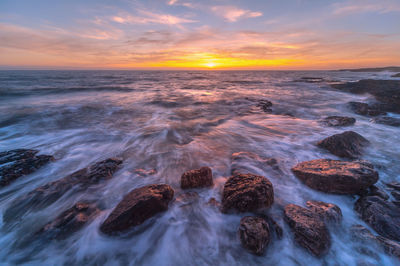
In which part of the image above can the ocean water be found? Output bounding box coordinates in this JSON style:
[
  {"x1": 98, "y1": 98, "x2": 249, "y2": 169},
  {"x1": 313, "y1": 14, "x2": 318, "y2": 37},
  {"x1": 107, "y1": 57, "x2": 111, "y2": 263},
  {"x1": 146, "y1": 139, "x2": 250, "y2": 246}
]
[{"x1": 0, "y1": 70, "x2": 399, "y2": 265}]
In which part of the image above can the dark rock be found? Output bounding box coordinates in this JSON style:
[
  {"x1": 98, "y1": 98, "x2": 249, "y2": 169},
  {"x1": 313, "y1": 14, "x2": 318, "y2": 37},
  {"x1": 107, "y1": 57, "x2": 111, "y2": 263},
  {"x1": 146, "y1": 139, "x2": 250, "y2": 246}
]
[
  {"x1": 321, "y1": 116, "x2": 356, "y2": 127},
  {"x1": 37, "y1": 202, "x2": 99, "y2": 239},
  {"x1": 3, "y1": 158, "x2": 122, "y2": 222},
  {"x1": 372, "y1": 116, "x2": 400, "y2": 127},
  {"x1": 351, "y1": 225, "x2": 400, "y2": 258},
  {"x1": 364, "y1": 185, "x2": 390, "y2": 200},
  {"x1": 391, "y1": 191, "x2": 400, "y2": 201},
  {"x1": 256, "y1": 100, "x2": 273, "y2": 113},
  {"x1": 386, "y1": 182, "x2": 400, "y2": 191},
  {"x1": 0, "y1": 149, "x2": 54, "y2": 187},
  {"x1": 180, "y1": 167, "x2": 213, "y2": 189},
  {"x1": 348, "y1": 102, "x2": 387, "y2": 116},
  {"x1": 100, "y1": 184, "x2": 174, "y2": 235},
  {"x1": 284, "y1": 204, "x2": 331, "y2": 256},
  {"x1": 133, "y1": 168, "x2": 157, "y2": 177},
  {"x1": 259, "y1": 214, "x2": 283, "y2": 240},
  {"x1": 231, "y1": 151, "x2": 280, "y2": 176},
  {"x1": 292, "y1": 159, "x2": 378, "y2": 194},
  {"x1": 306, "y1": 200, "x2": 342, "y2": 224},
  {"x1": 317, "y1": 131, "x2": 369, "y2": 159},
  {"x1": 239, "y1": 216, "x2": 270, "y2": 255},
  {"x1": 355, "y1": 196, "x2": 400, "y2": 242},
  {"x1": 392, "y1": 73, "x2": 400, "y2": 78},
  {"x1": 222, "y1": 173, "x2": 274, "y2": 213},
  {"x1": 206, "y1": 197, "x2": 221, "y2": 208}
]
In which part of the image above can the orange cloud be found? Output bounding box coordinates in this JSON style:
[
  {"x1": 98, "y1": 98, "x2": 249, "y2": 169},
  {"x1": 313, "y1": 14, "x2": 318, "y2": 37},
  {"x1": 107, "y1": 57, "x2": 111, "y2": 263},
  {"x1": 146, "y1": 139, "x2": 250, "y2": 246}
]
[{"x1": 211, "y1": 6, "x2": 262, "y2": 22}]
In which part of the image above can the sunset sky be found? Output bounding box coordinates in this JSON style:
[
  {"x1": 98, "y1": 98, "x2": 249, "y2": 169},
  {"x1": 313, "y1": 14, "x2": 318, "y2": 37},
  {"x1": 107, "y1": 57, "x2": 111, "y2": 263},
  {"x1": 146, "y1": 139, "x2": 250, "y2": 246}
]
[{"x1": 1, "y1": 0, "x2": 400, "y2": 70}]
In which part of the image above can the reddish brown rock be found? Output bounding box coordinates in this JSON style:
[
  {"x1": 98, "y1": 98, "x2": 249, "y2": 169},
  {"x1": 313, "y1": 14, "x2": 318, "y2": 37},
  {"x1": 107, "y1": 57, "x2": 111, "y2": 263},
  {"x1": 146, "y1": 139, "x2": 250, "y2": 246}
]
[
  {"x1": 180, "y1": 167, "x2": 213, "y2": 189},
  {"x1": 38, "y1": 202, "x2": 99, "y2": 239},
  {"x1": 222, "y1": 173, "x2": 274, "y2": 213},
  {"x1": 306, "y1": 200, "x2": 342, "y2": 224},
  {"x1": 284, "y1": 204, "x2": 331, "y2": 257},
  {"x1": 134, "y1": 168, "x2": 157, "y2": 177},
  {"x1": 292, "y1": 159, "x2": 378, "y2": 194},
  {"x1": 100, "y1": 184, "x2": 174, "y2": 235},
  {"x1": 0, "y1": 149, "x2": 54, "y2": 187},
  {"x1": 317, "y1": 131, "x2": 369, "y2": 159},
  {"x1": 239, "y1": 216, "x2": 270, "y2": 255},
  {"x1": 321, "y1": 116, "x2": 356, "y2": 127}
]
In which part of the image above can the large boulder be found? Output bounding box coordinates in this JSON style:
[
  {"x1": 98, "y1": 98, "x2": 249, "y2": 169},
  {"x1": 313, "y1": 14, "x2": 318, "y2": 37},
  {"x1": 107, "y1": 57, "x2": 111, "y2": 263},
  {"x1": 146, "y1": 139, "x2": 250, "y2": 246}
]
[
  {"x1": 3, "y1": 158, "x2": 122, "y2": 222},
  {"x1": 292, "y1": 159, "x2": 378, "y2": 194},
  {"x1": 239, "y1": 216, "x2": 270, "y2": 255},
  {"x1": 284, "y1": 204, "x2": 331, "y2": 256},
  {"x1": 306, "y1": 200, "x2": 342, "y2": 224},
  {"x1": 320, "y1": 116, "x2": 356, "y2": 127},
  {"x1": 354, "y1": 195, "x2": 400, "y2": 242},
  {"x1": 317, "y1": 131, "x2": 369, "y2": 159},
  {"x1": 100, "y1": 184, "x2": 174, "y2": 235},
  {"x1": 221, "y1": 173, "x2": 274, "y2": 213},
  {"x1": 37, "y1": 202, "x2": 99, "y2": 239},
  {"x1": 180, "y1": 167, "x2": 213, "y2": 189},
  {"x1": 0, "y1": 149, "x2": 54, "y2": 187}
]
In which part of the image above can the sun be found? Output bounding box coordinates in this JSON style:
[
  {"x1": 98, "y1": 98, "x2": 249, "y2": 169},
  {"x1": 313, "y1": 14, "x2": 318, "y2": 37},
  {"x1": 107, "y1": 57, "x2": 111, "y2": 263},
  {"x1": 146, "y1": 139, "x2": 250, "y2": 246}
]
[{"x1": 204, "y1": 62, "x2": 217, "y2": 68}]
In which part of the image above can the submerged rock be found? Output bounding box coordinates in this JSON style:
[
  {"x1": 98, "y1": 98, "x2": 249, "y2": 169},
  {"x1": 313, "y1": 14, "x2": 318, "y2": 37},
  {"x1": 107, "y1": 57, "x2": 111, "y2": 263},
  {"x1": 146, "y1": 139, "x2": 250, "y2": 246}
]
[
  {"x1": 320, "y1": 116, "x2": 356, "y2": 127},
  {"x1": 284, "y1": 204, "x2": 331, "y2": 257},
  {"x1": 239, "y1": 216, "x2": 270, "y2": 255},
  {"x1": 348, "y1": 102, "x2": 387, "y2": 116},
  {"x1": 256, "y1": 100, "x2": 273, "y2": 113},
  {"x1": 3, "y1": 158, "x2": 122, "y2": 222},
  {"x1": 100, "y1": 184, "x2": 174, "y2": 235},
  {"x1": 306, "y1": 200, "x2": 342, "y2": 224},
  {"x1": 180, "y1": 167, "x2": 213, "y2": 189},
  {"x1": 372, "y1": 116, "x2": 400, "y2": 127},
  {"x1": 37, "y1": 202, "x2": 99, "y2": 239},
  {"x1": 0, "y1": 149, "x2": 54, "y2": 187},
  {"x1": 292, "y1": 159, "x2": 378, "y2": 194},
  {"x1": 354, "y1": 195, "x2": 400, "y2": 242},
  {"x1": 221, "y1": 173, "x2": 274, "y2": 213},
  {"x1": 317, "y1": 131, "x2": 369, "y2": 159},
  {"x1": 133, "y1": 168, "x2": 157, "y2": 177}
]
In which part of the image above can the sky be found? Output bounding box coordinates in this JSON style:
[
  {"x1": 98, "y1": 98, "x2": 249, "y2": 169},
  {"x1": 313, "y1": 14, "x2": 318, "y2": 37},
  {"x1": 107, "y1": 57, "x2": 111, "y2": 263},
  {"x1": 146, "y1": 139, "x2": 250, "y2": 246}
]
[{"x1": 0, "y1": 0, "x2": 400, "y2": 70}]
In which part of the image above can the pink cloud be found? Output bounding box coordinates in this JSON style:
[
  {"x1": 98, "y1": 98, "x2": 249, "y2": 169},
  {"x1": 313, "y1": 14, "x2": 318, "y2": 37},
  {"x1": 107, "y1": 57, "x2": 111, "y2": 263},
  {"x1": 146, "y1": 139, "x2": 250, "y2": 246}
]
[{"x1": 211, "y1": 6, "x2": 262, "y2": 22}]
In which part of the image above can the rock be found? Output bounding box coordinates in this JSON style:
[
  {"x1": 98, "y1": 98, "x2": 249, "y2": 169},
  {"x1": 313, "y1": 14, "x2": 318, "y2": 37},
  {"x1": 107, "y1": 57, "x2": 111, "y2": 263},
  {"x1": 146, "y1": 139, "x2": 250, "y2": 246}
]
[
  {"x1": 221, "y1": 173, "x2": 274, "y2": 213},
  {"x1": 239, "y1": 216, "x2": 270, "y2": 255},
  {"x1": 284, "y1": 204, "x2": 331, "y2": 256},
  {"x1": 256, "y1": 99, "x2": 273, "y2": 113},
  {"x1": 391, "y1": 191, "x2": 400, "y2": 201},
  {"x1": 0, "y1": 149, "x2": 54, "y2": 187},
  {"x1": 348, "y1": 102, "x2": 387, "y2": 116},
  {"x1": 37, "y1": 202, "x2": 99, "y2": 239},
  {"x1": 133, "y1": 168, "x2": 157, "y2": 177},
  {"x1": 372, "y1": 116, "x2": 400, "y2": 127},
  {"x1": 386, "y1": 182, "x2": 400, "y2": 191},
  {"x1": 392, "y1": 73, "x2": 400, "y2": 78},
  {"x1": 292, "y1": 159, "x2": 378, "y2": 194},
  {"x1": 362, "y1": 185, "x2": 390, "y2": 200},
  {"x1": 321, "y1": 116, "x2": 356, "y2": 127},
  {"x1": 176, "y1": 191, "x2": 199, "y2": 207},
  {"x1": 180, "y1": 167, "x2": 213, "y2": 189},
  {"x1": 3, "y1": 158, "x2": 122, "y2": 222},
  {"x1": 317, "y1": 131, "x2": 369, "y2": 159},
  {"x1": 206, "y1": 197, "x2": 221, "y2": 208},
  {"x1": 306, "y1": 200, "x2": 342, "y2": 224},
  {"x1": 355, "y1": 196, "x2": 400, "y2": 242},
  {"x1": 100, "y1": 184, "x2": 174, "y2": 235},
  {"x1": 351, "y1": 225, "x2": 400, "y2": 258},
  {"x1": 231, "y1": 151, "x2": 280, "y2": 175}
]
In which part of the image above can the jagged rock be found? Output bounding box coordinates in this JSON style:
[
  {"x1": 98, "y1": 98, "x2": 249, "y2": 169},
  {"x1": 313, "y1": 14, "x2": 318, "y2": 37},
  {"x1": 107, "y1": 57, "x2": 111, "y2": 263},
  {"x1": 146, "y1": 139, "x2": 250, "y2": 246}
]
[
  {"x1": 239, "y1": 216, "x2": 270, "y2": 255},
  {"x1": 351, "y1": 225, "x2": 400, "y2": 258},
  {"x1": 348, "y1": 102, "x2": 387, "y2": 116},
  {"x1": 306, "y1": 200, "x2": 342, "y2": 224},
  {"x1": 3, "y1": 158, "x2": 122, "y2": 222},
  {"x1": 222, "y1": 173, "x2": 274, "y2": 213},
  {"x1": 355, "y1": 196, "x2": 400, "y2": 242},
  {"x1": 37, "y1": 202, "x2": 99, "y2": 239},
  {"x1": 284, "y1": 204, "x2": 331, "y2": 256},
  {"x1": 231, "y1": 151, "x2": 280, "y2": 176},
  {"x1": 100, "y1": 184, "x2": 174, "y2": 235},
  {"x1": 180, "y1": 167, "x2": 213, "y2": 189},
  {"x1": 0, "y1": 149, "x2": 54, "y2": 187},
  {"x1": 317, "y1": 131, "x2": 369, "y2": 159},
  {"x1": 292, "y1": 159, "x2": 378, "y2": 194},
  {"x1": 321, "y1": 116, "x2": 356, "y2": 127},
  {"x1": 372, "y1": 116, "x2": 400, "y2": 127}
]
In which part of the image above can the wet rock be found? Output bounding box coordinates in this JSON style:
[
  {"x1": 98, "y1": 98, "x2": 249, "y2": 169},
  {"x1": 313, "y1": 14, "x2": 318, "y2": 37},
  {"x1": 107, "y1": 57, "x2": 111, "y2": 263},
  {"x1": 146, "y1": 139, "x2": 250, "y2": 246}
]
[
  {"x1": 351, "y1": 225, "x2": 400, "y2": 258},
  {"x1": 392, "y1": 73, "x2": 400, "y2": 78},
  {"x1": 222, "y1": 173, "x2": 274, "y2": 213},
  {"x1": 386, "y1": 182, "x2": 400, "y2": 191},
  {"x1": 206, "y1": 197, "x2": 221, "y2": 208},
  {"x1": 361, "y1": 185, "x2": 390, "y2": 200},
  {"x1": 239, "y1": 216, "x2": 270, "y2": 255},
  {"x1": 231, "y1": 151, "x2": 280, "y2": 176},
  {"x1": 306, "y1": 200, "x2": 342, "y2": 224},
  {"x1": 372, "y1": 116, "x2": 400, "y2": 127},
  {"x1": 355, "y1": 196, "x2": 400, "y2": 242},
  {"x1": 133, "y1": 168, "x2": 157, "y2": 177},
  {"x1": 180, "y1": 167, "x2": 213, "y2": 189},
  {"x1": 256, "y1": 100, "x2": 273, "y2": 113},
  {"x1": 317, "y1": 131, "x2": 369, "y2": 159},
  {"x1": 348, "y1": 102, "x2": 387, "y2": 116},
  {"x1": 37, "y1": 202, "x2": 99, "y2": 239},
  {"x1": 284, "y1": 204, "x2": 331, "y2": 256},
  {"x1": 321, "y1": 116, "x2": 356, "y2": 127},
  {"x1": 391, "y1": 191, "x2": 400, "y2": 201},
  {"x1": 3, "y1": 158, "x2": 122, "y2": 222},
  {"x1": 292, "y1": 159, "x2": 378, "y2": 194},
  {"x1": 259, "y1": 214, "x2": 283, "y2": 240},
  {"x1": 100, "y1": 184, "x2": 174, "y2": 235},
  {"x1": 0, "y1": 149, "x2": 54, "y2": 187}
]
